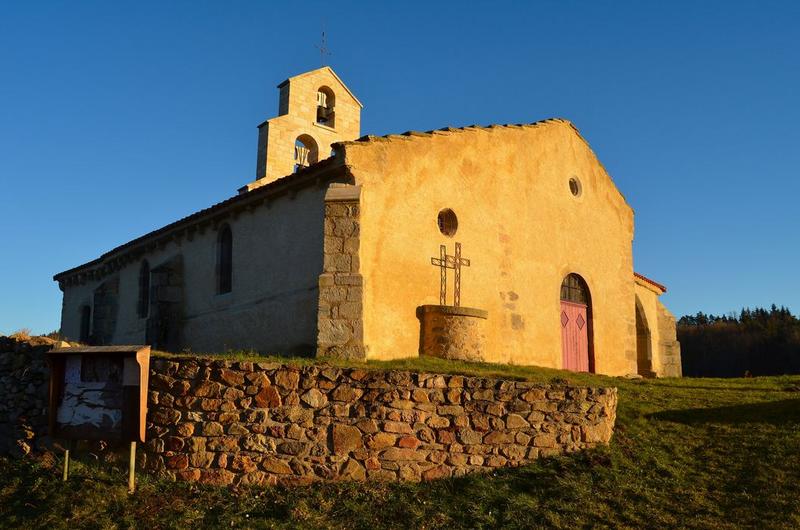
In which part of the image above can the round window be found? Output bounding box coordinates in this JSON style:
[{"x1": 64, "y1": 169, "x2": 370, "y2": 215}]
[
  {"x1": 569, "y1": 177, "x2": 582, "y2": 197},
  {"x1": 437, "y1": 209, "x2": 458, "y2": 237}
]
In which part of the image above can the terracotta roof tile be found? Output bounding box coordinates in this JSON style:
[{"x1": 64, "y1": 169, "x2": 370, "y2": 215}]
[{"x1": 634, "y1": 272, "x2": 667, "y2": 293}]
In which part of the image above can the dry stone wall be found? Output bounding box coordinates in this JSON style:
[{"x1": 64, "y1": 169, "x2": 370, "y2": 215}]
[
  {"x1": 0, "y1": 336, "x2": 54, "y2": 456},
  {"x1": 1, "y1": 337, "x2": 618, "y2": 487},
  {"x1": 146, "y1": 357, "x2": 617, "y2": 486}
]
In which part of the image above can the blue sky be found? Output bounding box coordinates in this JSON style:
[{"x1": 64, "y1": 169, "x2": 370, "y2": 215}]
[{"x1": 1, "y1": 1, "x2": 798, "y2": 334}]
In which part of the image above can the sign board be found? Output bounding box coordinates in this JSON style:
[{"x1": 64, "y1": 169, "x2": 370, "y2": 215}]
[{"x1": 47, "y1": 345, "x2": 151, "y2": 443}]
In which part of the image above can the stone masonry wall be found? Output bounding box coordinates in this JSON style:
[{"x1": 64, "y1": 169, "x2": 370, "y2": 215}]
[
  {"x1": 145, "y1": 357, "x2": 617, "y2": 486},
  {"x1": 657, "y1": 301, "x2": 682, "y2": 377},
  {"x1": 316, "y1": 184, "x2": 364, "y2": 360},
  {"x1": 0, "y1": 336, "x2": 55, "y2": 456},
  {"x1": 417, "y1": 305, "x2": 489, "y2": 362},
  {"x1": 1, "y1": 337, "x2": 618, "y2": 487}
]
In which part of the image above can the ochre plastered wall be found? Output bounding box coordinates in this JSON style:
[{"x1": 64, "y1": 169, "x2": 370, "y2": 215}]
[
  {"x1": 247, "y1": 67, "x2": 361, "y2": 191},
  {"x1": 343, "y1": 121, "x2": 637, "y2": 375}
]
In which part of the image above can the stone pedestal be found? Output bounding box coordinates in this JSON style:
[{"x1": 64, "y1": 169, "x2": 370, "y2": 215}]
[{"x1": 416, "y1": 305, "x2": 488, "y2": 362}]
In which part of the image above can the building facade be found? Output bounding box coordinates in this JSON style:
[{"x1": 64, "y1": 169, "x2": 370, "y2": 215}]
[{"x1": 54, "y1": 67, "x2": 681, "y2": 377}]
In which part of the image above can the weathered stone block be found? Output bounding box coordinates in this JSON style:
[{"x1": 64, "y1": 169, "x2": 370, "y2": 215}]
[
  {"x1": 274, "y1": 370, "x2": 300, "y2": 390},
  {"x1": 301, "y1": 388, "x2": 328, "y2": 408},
  {"x1": 199, "y1": 469, "x2": 235, "y2": 486},
  {"x1": 332, "y1": 424, "x2": 363, "y2": 454},
  {"x1": 217, "y1": 369, "x2": 245, "y2": 387},
  {"x1": 582, "y1": 422, "x2": 613, "y2": 443},
  {"x1": 262, "y1": 457, "x2": 293, "y2": 474},
  {"x1": 457, "y1": 429, "x2": 483, "y2": 445},
  {"x1": 383, "y1": 421, "x2": 413, "y2": 434},
  {"x1": 340, "y1": 458, "x2": 366, "y2": 481},
  {"x1": 381, "y1": 447, "x2": 427, "y2": 462},
  {"x1": 533, "y1": 433, "x2": 557, "y2": 448},
  {"x1": 505, "y1": 413, "x2": 529, "y2": 429},
  {"x1": 483, "y1": 431, "x2": 515, "y2": 444},
  {"x1": 397, "y1": 435, "x2": 420, "y2": 449},
  {"x1": 253, "y1": 386, "x2": 282, "y2": 408},
  {"x1": 368, "y1": 432, "x2": 397, "y2": 450}
]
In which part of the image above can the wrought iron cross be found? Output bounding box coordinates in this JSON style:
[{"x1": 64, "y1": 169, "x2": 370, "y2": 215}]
[
  {"x1": 430, "y1": 242, "x2": 471, "y2": 307},
  {"x1": 315, "y1": 28, "x2": 331, "y2": 66}
]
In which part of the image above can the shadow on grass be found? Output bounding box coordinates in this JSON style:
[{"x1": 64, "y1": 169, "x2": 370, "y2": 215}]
[
  {"x1": 649, "y1": 384, "x2": 793, "y2": 393},
  {"x1": 648, "y1": 398, "x2": 800, "y2": 425}
]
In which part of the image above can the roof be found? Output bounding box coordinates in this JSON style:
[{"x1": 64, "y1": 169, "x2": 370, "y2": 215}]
[
  {"x1": 634, "y1": 272, "x2": 667, "y2": 293},
  {"x1": 53, "y1": 156, "x2": 344, "y2": 285},
  {"x1": 337, "y1": 117, "x2": 581, "y2": 146},
  {"x1": 48, "y1": 345, "x2": 150, "y2": 356},
  {"x1": 54, "y1": 117, "x2": 625, "y2": 287},
  {"x1": 277, "y1": 66, "x2": 364, "y2": 108}
]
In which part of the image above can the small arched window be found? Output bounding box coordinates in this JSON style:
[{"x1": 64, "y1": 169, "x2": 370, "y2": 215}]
[
  {"x1": 560, "y1": 273, "x2": 589, "y2": 304},
  {"x1": 218, "y1": 225, "x2": 233, "y2": 294},
  {"x1": 79, "y1": 305, "x2": 92, "y2": 343},
  {"x1": 137, "y1": 260, "x2": 150, "y2": 318},
  {"x1": 316, "y1": 86, "x2": 336, "y2": 127},
  {"x1": 294, "y1": 134, "x2": 319, "y2": 172}
]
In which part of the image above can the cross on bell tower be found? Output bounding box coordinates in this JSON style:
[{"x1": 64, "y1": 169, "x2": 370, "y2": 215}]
[{"x1": 315, "y1": 28, "x2": 331, "y2": 66}]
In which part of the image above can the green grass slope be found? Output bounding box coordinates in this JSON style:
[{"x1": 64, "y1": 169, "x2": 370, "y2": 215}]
[{"x1": 2, "y1": 359, "x2": 799, "y2": 529}]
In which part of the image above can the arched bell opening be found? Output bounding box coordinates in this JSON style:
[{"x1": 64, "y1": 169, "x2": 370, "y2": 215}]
[
  {"x1": 316, "y1": 86, "x2": 336, "y2": 127},
  {"x1": 559, "y1": 273, "x2": 595, "y2": 373},
  {"x1": 293, "y1": 134, "x2": 319, "y2": 173}
]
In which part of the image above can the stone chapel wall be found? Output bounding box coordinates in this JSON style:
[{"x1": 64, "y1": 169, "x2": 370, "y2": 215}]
[{"x1": 59, "y1": 184, "x2": 329, "y2": 355}]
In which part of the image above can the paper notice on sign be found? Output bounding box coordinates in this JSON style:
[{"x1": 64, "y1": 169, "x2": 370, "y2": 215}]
[{"x1": 65, "y1": 356, "x2": 82, "y2": 383}]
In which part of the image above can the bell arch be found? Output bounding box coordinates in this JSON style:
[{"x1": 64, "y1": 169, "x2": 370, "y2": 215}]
[
  {"x1": 293, "y1": 134, "x2": 319, "y2": 172},
  {"x1": 559, "y1": 273, "x2": 595, "y2": 373},
  {"x1": 316, "y1": 86, "x2": 336, "y2": 127}
]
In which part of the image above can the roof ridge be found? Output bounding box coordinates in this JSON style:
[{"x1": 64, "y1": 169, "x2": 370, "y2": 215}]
[{"x1": 335, "y1": 117, "x2": 574, "y2": 148}]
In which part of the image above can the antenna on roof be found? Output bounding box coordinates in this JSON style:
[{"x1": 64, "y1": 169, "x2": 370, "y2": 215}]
[{"x1": 315, "y1": 24, "x2": 331, "y2": 66}]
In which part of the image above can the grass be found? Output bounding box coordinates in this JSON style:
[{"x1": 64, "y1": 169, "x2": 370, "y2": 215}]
[
  {"x1": 2, "y1": 357, "x2": 800, "y2": 529},
  {"x1": 8, "y1": 328, "x2": 32, "y2": 341},
  {"x1": 153, "y1": 350, "x2": 605, "y2": 386}
]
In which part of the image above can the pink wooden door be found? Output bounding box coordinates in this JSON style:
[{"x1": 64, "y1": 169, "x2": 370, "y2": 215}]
[{"x1": 561, "y1": 300, "x2": 589, "y2": 372}]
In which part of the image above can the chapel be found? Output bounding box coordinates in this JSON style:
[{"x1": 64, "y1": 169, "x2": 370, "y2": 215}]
[{"x1": 54, "y1": 66, "x2": 681, "y2": 377}]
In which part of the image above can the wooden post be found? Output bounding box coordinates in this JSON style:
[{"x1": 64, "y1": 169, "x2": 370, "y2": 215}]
[
  {"x1": 128, "y1": 441, "x2": 136, "y2": 493},
  {"x1": 62, "y1": 444, "x2": 70, "y2": 482}
]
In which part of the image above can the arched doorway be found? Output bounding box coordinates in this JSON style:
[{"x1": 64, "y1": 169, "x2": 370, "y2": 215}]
[
  {"x1": 635, "y1": 296, "x2": 654, "y2": 377},
  {"x1": 560, "y1": 273, "x2": 593, "y2": 372}
]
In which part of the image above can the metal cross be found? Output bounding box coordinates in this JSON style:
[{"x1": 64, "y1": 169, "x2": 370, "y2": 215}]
[
  {"x1": 430, "y1": 242, "x2": 471, "y2": 307},
  {"x1": 315, "y1": 28, "x2": 331, "y2": 66}
]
